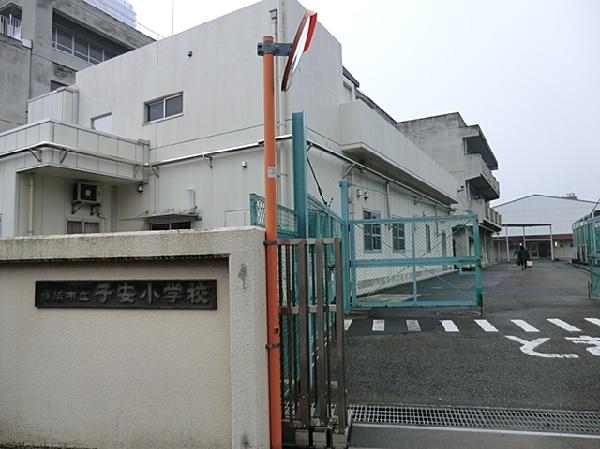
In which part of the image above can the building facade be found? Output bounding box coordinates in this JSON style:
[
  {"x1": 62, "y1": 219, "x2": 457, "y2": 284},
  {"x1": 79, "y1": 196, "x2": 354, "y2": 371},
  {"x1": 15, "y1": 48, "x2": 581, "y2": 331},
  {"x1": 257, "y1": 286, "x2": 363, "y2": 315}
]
[
  {"x1": 0, "y1": 0, "x2": 462, "y2": 243},
  {"x1": 0, "y1": 0, "x2": 153, "y2": 133},
  {"x1": 495, "y1": 194, "x2": 597, "y2": 261},
  {"x1": 396, "y1": 112, "x2": 502, "y2": 265}
]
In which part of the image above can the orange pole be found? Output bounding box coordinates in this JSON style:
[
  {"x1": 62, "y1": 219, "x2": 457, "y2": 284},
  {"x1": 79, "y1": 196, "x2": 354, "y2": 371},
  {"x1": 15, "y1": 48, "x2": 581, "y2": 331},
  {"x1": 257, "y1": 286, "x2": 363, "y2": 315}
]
[{"x1": 262, "y1": 35, "x2": 282, "y2": 449}]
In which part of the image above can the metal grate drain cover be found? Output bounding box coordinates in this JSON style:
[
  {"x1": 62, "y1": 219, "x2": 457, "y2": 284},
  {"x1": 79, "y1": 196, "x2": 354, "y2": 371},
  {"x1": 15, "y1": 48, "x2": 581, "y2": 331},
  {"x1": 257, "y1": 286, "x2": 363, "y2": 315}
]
[{"x1": 349, "y1": 403, "x2": 600, "y2": 435}]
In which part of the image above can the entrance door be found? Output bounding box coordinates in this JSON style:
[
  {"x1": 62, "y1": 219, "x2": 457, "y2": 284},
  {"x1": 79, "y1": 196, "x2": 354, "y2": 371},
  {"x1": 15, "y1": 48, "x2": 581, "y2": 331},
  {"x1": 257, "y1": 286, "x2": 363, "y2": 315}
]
[{"x1": 538, "y1": 241, "x2": 549, "y2": 258}]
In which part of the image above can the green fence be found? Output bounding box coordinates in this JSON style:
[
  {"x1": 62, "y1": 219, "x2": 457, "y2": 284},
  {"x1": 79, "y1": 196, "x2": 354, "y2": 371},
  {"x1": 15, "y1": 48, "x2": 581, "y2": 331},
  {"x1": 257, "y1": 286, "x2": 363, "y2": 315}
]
[
  {"x1": 249, "y1": 193, "x2": 343, "y2": 239},
  {"x1": 249, "y1": 193, "x2": 344, "y2": 406},
  {"x1": 573, "y1": 212, "x2": 600, "y2": 298}
]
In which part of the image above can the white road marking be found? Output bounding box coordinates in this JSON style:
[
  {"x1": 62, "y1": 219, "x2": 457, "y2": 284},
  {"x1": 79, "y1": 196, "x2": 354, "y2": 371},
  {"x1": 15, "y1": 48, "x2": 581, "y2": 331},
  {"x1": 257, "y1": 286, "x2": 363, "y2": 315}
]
[
  {"x1": 372, "y1": 319, "x2": 385, "y2": 332},
  {"x1": 565, "y1": 336, "x2": 600, "y2": 356},
  {"x1": 475, "y1": 319, "x2": 498, "y2": 332},
  {"x1": 505, "y1": 336, "x2": 578, "y2": 358},
  {"x1": 441, "y1": 320, "x2": 459, "y2": 332},
  {"x1": 344, "y1": 319, "x2": 353, "y2": 331},
  {"x1": 406, "y1": 320, "x2": 421, "y2": 332},
  {"x1": 511, "y1": 319, "x2": 540, "y2": 333},
  {"x1": 585, "y1": 318, "x2": 600, "y2": 328},
  {"x1": 548, "y1": 318, "x2": 581, "y2": 332}
]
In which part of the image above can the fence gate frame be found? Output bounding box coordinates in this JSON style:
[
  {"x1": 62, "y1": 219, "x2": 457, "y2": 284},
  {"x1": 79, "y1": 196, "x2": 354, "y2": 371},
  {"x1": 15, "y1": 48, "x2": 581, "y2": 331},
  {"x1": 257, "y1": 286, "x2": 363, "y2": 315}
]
[
  {"x1": 340, "y1": 179, "x2": 483, "y2": 310},
  {"x1": 269, "y1": 237, "x2": 349, "y2": 449}
]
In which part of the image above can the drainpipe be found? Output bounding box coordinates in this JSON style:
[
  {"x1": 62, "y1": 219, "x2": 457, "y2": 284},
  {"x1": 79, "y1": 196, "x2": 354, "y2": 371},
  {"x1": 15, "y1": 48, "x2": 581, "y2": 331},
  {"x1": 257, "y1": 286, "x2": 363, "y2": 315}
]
[{"x1": 28, "y1": 173, "x2": 34, "y2": 235}]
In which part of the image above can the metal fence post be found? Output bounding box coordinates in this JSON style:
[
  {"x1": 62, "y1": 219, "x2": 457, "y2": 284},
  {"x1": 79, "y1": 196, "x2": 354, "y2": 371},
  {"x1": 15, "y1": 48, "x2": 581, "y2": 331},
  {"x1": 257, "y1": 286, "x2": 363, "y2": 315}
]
[
  {"x1": 292, "y1": 112, "x2": 308, "y2": 239},
  {"x1": 471, "y1": 216, "x2": 483, "y2": 307},
  {"x1": 340, "y1": 180, "x2": 352, "y2": 312},
  {"x1": 411, "y1": 221, "x2": 417, "y2": 303}
]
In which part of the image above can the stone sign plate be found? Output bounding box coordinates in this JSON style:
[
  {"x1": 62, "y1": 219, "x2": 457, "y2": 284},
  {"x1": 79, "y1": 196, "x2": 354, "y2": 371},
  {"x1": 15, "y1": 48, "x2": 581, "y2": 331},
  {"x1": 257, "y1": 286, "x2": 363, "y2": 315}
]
[{"x1": 35, "y1": 280, "x2": 217, "y2": 309}]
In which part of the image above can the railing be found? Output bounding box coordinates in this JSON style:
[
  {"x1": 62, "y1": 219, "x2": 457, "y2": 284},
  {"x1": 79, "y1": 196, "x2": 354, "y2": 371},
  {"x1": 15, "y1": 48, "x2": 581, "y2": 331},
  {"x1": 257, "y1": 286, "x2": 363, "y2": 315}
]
[
  {"x1": 484, "y1": 204, "x2": 502, "y2": 227},
  {"x1": 0, "y1": 15, "x2": 21, "y2": 40},
  {"x1": 465, "y1": 153, "x2": 500, "y2": 197}
]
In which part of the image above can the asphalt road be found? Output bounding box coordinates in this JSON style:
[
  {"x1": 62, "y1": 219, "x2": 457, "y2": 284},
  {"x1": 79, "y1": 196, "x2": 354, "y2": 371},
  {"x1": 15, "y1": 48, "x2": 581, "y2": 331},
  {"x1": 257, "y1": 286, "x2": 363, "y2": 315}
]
[{"x1": 345, "y1": 261, "x2": 600, "y2": 412}]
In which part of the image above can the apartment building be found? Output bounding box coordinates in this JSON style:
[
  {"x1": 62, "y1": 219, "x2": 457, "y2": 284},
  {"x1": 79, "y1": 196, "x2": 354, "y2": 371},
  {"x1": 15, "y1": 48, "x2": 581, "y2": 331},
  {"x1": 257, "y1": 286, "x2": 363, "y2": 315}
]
[
  {"x1": 396, "y1": 113, "x2": 502, "y2": 264},
  {"x1": 0, "y1": 0, "x2": 153, "y2": 132}
]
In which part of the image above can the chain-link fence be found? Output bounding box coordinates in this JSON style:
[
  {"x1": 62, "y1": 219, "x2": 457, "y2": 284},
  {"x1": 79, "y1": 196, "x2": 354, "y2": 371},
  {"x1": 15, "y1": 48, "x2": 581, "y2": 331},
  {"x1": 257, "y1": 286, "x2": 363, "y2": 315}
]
[
  {"x1": 349, "y1": 214, "x2": 482, "y2": 307},
  {"x1": 573, "y1": 213, "x2": 600, "y2": 298},
  {"x1": 250, "y1": 193, "x2": 343, "y2": 239}
]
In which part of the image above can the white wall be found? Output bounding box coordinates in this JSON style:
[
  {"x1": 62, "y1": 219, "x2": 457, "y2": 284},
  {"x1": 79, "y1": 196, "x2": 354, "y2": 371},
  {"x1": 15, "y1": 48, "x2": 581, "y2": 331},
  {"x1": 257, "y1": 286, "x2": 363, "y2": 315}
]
[
  {"x1": 496, "y1": 195, "x2": 596, "y2": 237},
  {"x1": 0, "y1": 228, "x2": 269, "y2": 449}
]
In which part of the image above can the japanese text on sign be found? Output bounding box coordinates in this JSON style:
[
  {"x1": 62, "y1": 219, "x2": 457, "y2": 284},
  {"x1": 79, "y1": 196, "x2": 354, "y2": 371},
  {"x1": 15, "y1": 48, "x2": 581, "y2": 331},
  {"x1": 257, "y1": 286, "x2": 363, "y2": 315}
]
[{"x1": 35, "y1": 280, "x2": 217, "y2": 309}]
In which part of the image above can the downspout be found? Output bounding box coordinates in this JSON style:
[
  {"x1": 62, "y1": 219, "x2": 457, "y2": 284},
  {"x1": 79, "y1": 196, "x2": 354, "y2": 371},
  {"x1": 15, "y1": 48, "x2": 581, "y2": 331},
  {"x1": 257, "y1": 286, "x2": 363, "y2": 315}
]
[{"x1": 28, "y1": 173, "x2": 34, "y2": 235}]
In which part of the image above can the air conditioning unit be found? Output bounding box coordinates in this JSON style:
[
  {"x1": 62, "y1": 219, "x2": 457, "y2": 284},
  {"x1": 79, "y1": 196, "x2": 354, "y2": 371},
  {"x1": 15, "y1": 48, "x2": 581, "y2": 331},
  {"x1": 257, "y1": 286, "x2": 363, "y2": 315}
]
[{"x1": 73, "y1": 182, "x2": 99, "y2": 204}]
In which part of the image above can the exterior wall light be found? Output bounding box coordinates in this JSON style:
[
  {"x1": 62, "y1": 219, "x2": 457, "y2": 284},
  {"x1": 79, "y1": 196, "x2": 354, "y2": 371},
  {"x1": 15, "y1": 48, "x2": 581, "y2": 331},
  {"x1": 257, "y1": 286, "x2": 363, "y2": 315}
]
[
  {"x1": 356, "y1": 189, "x2": 363, "y2": 198},
  {"x1": 137, "y1": 183, "x2": 144, "y2": 193}
]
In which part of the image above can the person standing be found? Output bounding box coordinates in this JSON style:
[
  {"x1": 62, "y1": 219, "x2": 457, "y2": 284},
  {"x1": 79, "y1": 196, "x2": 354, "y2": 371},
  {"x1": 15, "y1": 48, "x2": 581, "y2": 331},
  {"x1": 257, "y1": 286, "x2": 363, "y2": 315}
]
[{"x1": 517, "y1": 244, "x2": 527, "y2": 270}]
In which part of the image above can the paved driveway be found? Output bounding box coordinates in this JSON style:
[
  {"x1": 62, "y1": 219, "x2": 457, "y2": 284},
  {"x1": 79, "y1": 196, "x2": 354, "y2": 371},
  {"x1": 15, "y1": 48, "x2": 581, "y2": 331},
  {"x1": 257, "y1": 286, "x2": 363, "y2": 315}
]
[{"x1": 346, "y1": 261, "x2": 600, "y2": 411}]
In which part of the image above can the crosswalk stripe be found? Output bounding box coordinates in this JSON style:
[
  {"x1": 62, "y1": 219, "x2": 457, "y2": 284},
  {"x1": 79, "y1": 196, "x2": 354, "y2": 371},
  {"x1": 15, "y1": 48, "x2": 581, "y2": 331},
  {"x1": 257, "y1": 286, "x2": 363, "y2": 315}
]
[
  {"x1": 372, "y1": 319, "x2": 385, "y2": 332},
  {"x1": 441, "y1": 320, "x2": 459, "y2": 332},
  {"x1": 406, "y1": 320, "x2": 421, "y2": 332},
  {"x1": 475, "y1": 319, "x2": 498, "y2": 332},
  {"x1": 344, "y1": 319, "x2": 353, "y2": 331},
  {"x1": 511, "y1": 319, "x2": 540, "y2": 332},
  {"x1": 548, "y1": 318, "x2": 581, "y2": 332},
  {"x1": 585, "y1": 318, "x2": 600, "y2": 328}
]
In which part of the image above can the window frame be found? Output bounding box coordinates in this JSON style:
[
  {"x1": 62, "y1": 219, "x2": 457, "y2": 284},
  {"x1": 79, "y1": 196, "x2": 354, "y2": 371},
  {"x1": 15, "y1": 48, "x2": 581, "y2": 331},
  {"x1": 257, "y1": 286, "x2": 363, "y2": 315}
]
[
  {"x1": 392, "y1": 221, "x2": 406, "y2": 253},
  {"x1": 363, "y1": 209, "x2": 382, "y2": 253},
  {"x1": 425, "y1": 223, "x2": 432, "y2": 253},
  {"x1": 149, "y1": 221, "x2": 192, "y2": 231},
  {"x1": 144, "y1": 93, "x2": 184, "y2": 124},
  {"x1": 65, "y1": 217, "x2": 101, "y2": 235},
  {"x1": 51, "y1": 24, "x2": 110, "y2": 65}
]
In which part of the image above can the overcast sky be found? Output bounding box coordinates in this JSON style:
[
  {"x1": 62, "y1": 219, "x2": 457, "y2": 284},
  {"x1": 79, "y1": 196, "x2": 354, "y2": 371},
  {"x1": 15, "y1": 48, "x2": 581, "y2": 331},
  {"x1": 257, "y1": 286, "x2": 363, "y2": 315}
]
[{"x1": 128, "y1": 0, "x2": 600, "y2": 205}]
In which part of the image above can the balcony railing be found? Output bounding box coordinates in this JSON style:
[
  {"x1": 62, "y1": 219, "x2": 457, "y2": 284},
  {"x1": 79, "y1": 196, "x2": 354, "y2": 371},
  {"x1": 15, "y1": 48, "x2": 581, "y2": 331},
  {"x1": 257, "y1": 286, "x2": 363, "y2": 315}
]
[
  {"x1": 485, "y1": 205, "x2": 502, "y2": 228},
  {"x1": 465, "y1": 153, "x2": 500, "y2": 200},
  {"x1": 0, "y1": 15, "x2": 21, "y2": 40}
]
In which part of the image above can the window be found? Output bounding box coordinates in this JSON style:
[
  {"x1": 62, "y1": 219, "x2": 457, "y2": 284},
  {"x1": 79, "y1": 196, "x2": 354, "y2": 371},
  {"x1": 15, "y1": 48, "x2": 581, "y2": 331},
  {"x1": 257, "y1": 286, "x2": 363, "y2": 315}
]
[
  {"x1": 149, "y1": 221, "x2": 192, "y2": 231},
  {"x1": 66, "y1": 219, "x2": 100, "y2": 234},
  {"x1": 392, "y1": 223, "x2": 405, "y2": 252},
  {"x1": 91, "y1": 113, "x2": 112, "y2": 133},
  {"x1": 441, "y1": 231, "x2": 447, "y2": 257},
  {"x1": 363, "y1": 210, "x2": 381, "y2": 252},
  {"x1": 145, "y1": 93, "x2": 183, "y2": 123},
  {"x1": 51, "y1": 25, "x2": 114, "y2": 65},
  {"x1": 426, "y1": 224, "x2": 431, "y2": 253}
]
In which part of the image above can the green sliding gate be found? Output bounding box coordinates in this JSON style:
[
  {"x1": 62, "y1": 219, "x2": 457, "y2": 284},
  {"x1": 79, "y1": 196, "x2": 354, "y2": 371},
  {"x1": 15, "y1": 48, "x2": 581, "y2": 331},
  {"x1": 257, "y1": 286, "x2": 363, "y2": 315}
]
[{"x1": 340, "y1": 180, "x2": 483, "y2": 309}]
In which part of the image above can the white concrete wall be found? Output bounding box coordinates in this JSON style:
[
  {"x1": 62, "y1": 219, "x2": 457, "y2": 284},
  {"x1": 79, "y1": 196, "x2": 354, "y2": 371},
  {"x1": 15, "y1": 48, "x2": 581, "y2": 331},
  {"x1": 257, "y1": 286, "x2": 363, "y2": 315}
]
[
  {"x1": 28, "y1": 88, "x2": 80, "y2": 124},
  {"x1": 339, "y1": 101, "x2": 458, "y2": 201},
  {"x1": 0, "y1": 228, "x2": 269, "y2": 449}
]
